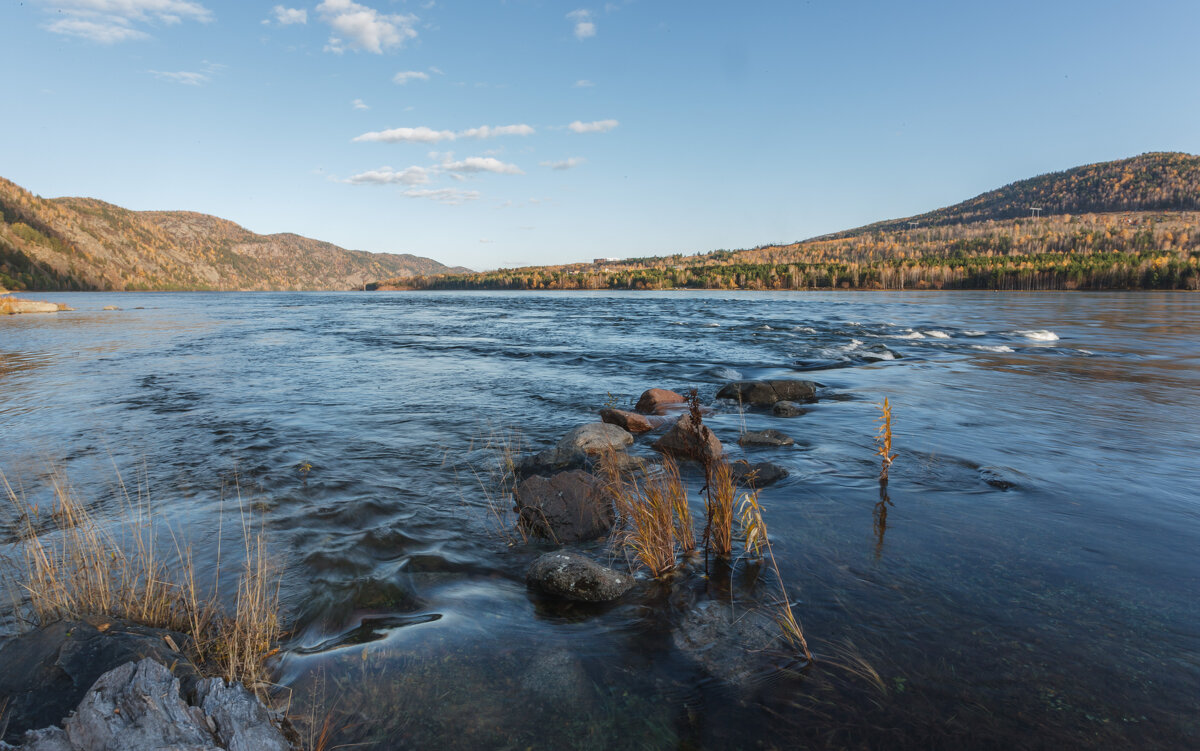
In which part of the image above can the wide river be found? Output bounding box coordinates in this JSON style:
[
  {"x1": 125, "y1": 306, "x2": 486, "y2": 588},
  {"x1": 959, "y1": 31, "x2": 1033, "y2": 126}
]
[{"x1": 1, "y1": 291, "x2": 1197, "y2": 749}]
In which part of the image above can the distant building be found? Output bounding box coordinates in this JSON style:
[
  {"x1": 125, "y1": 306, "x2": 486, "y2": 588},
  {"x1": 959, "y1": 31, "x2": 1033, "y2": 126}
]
[{"x1": 593, "y1": 257, "x2": 621, "y2": 264}]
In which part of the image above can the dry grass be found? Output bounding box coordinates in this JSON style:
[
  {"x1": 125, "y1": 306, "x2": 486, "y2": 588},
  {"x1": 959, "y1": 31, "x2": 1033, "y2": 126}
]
[
  {"x1": 461, "y1": 425, "x2": 527, "y2": 545},
  {"x1": 2, "y1": 469, "x2": 281, "y2": 692},
  {"x1": 602, "y1": 452, "x2": 678, "y2": 578},
  {"x1": 737, "y1": 489, "x2": 813, "y2": 663},
  {"x1": 875, "y1": 397, "x2": 897, "y2": 482},
  {"x1": 705, "y1": 460, "x2": 736, "y2": 559}
]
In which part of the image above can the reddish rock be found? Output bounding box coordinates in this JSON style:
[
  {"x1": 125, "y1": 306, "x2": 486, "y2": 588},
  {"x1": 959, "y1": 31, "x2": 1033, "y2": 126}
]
[
  {"x1": 599, "y1": 408, "x2": 664, "y2": 434},
  {"x1": 635, "y1": 388, "x2": 686, "y2": 415},
  {"x1": 652, "y1": 414, "x2": 723, "y2": 464}
]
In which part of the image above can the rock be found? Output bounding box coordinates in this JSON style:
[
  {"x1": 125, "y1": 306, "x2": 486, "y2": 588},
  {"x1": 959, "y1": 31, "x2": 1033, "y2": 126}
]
[
  {"x1": 0, "y1": 617, "x2": 198, "y2": 743},
  {"x1": 515, "y1": 446, "x2": 590, "y2": 478},
  {"x1": 513, "y1": 470, "x2": 615, "y2": 542},
  {"x1": 101, "y1": 305, "x2": 120, "y2": 311},
  {"x1": 2, "y1": 658, "x2": 289, "y2": 751},
  {"x1": 598, "y1": 408, "x2": 662, "y2": 434},
  {"x1": 730, "y1": 461, "x2": 788, "y2": 487},
  {"x1": 979, "y1": 466, "x2": 1018, "y2": 490},
  {"x1": 717, "y1": 379, "x2": 818, "y2": 407},
  {"x1": 673, "y1": 602, "x2": 785, "y2": 687},
  {"x1": 651, "y1": 414, "x2": 722, "y2": 464},
  {"x1": 771, "y1": 401, "x2": 807, "y2": 417},
  {"x1": 555, "y1": 423, "x2": 633, "y2": 456},
  {"x1": 634, "y1": 388, "x2": 686, "y2": 415},
  {"x1": 737, "y1": 429, "x2": 794, "y2": 447},
  {"x1": 0, "y1": 299, "x2": 62, "y2": 315},
  {"x1": 525, "y1": 551, "x2": 633, "y2": 602}
]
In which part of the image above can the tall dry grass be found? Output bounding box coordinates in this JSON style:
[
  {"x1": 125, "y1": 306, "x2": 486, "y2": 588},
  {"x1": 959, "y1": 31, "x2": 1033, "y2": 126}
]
[
  {"x1": 705, "y1": 460, "x2": 736, "y2": 559},
  {"x1": 1, "y1": 469, "x2": 280, "y2": 692},
  {"x1": 875, "y1": 397, "x2": 897, "y2": 482},
  {"x1": 737, "y1": 489, "x2": 813, "y2": 663},
  {"x1": 601, "y1": 452, "x2": 681, "y2": 578}
]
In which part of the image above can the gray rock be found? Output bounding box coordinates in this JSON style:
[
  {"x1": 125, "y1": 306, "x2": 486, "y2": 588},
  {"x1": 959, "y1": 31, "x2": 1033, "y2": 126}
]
[
  {"x1": 771, "y1": 400, "x2": 807, "y2": 417},
  {"x1": 766, "y1": 379, "x2": 817, "y2": 402},
  {"x1": 717, "y1": 379, "x2": 817, "y2": 407},
  {"x1": 737, "y1": 429, "x2": 794, "y2": 447},
  {"x1": 515, "y1": 446, "x2": 589, "y2": 478},
  {"x1": 513, "y1": 470, "x2": 615, "y2": 542},
  {"x1": 196, "y1": 676, "x2": 291, "y2": 751},
  {"x1": 979, "y1": 466, "x2": 1018, "y2": 490},
  {"x1": 526, "y1": 551, "x2": 633, "y2": 602},
  {"x1": 730, "y1": 461, "x2": 788, "y2": 487},
  {"x1": 652, "y1": 414, "x2": 722, "y2": 464},
  {"x1": 555, "y1": 423, "x2": 634, "y2": 456}
]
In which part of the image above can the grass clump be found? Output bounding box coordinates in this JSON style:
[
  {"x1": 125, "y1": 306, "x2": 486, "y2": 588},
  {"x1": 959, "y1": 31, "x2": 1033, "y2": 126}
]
[
  {"x1": 2, "y1": 469, "x2": 281, "y2": 692},
  {"x1": 602, "y1": 453, "x2": 686, "y2": 578}
]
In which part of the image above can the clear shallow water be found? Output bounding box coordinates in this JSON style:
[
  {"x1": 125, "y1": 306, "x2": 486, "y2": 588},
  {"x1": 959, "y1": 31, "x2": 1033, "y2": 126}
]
[{"x1": 1, "y1": 291, "x2": 1198, "y2": 749}]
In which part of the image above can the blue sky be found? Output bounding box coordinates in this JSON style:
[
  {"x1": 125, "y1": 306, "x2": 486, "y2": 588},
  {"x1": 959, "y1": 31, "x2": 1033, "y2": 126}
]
[{"x1": 2, "y1": 1, "x2": 1198, "y2": 270}]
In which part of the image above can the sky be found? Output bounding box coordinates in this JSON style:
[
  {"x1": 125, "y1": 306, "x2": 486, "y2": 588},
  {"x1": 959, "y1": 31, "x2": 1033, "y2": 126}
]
[{"x1": 1, "y1": 1, "x2": 1198, "y2": 271}]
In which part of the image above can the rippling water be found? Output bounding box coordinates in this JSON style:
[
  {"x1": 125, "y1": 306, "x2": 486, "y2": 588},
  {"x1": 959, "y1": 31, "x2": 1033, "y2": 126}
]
[{"x1": 2, "y1": 291, "x2": 1198, "y2": 749}]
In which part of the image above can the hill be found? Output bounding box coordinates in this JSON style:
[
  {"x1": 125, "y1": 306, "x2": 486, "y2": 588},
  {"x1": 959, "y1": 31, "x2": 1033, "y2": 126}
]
[
  {"x1": 373, "y1": 152, "x2": 1200, "y2": 292},
  {"x1": 0, "y1": 178, "x2": 468, "y2": 291}
]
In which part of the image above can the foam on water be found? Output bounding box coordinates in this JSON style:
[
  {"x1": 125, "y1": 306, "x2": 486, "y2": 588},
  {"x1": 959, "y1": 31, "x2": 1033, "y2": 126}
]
[
  {"x1": 1013, "y1": 329, "x2": 1060, "y2": 341},
  {"x1": 972, "y1": 344, "x2": 1014, "y2": 352},
  {"x1": 924, "y1": 330, "x2": 951, "y2": 339}
]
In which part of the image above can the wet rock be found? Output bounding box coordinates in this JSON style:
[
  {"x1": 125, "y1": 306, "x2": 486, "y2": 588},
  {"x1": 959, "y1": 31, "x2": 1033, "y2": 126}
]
[
  {"x1": 2, "y1": 658, "x2": 290, "y2": 751},
  {"x1": 766, "y1": 379, "x2": 817, "y2": 402},
  {"x1": 555, "y1": 423, "x2": 634, "y2": 456},
  {"x1": 518, "y1": 648, "x2": 595, "y2": 708},
  {"x1": 771, "y1": 401, "x2": 807, "y2": 417},
  {"x1": 672, "y1": 601, "x2": 785, "y2": 687},
  {"x1": 634, "y1": 388, "x2": 686, "y2": 415},
  {"x1": 0, "y1": 617, "x2": 198, "y2": 743},
  {"x1": 515, "y1": 446, "x2": 590, "y2": 478},
  {"x1": 738, "y1": 429, "x2": 794, "y2": 447},
  {"x1": 102, "y1": 305, "x2": 120, "y2": 311},
  {"x1": 979, "y1": 466, "x2": 1018, "y2": 491},
  {"x1": 526, "y1": 551, "x2": 633, "y2": 602},
  {"x1": 514, "y1": 470, "x2": 615, "y2": 542},
  {"x1": 730, "y1": 461, "x2": 788, "y2": 487},
  {"x1": 652, "y1": 414, "x2": 722, "y2": 464},
  {"x1": 598, "y1": 408, "x2": 662, "y2": 434},
  {"x1": 717, "y1": 379, "x2": 817, "y2": 407},
  {"x1": 0, "y1": 299, "x2": 63, "y2": 315}
]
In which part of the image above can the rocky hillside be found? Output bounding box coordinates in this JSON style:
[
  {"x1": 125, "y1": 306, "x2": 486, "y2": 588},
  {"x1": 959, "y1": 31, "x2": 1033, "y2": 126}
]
[
  {"x1": 824, "y1": 151, "x2": 1200, "y2": 238},
  {"x1": 0, "y1": 177, "x2": 469, "y2": 291}
]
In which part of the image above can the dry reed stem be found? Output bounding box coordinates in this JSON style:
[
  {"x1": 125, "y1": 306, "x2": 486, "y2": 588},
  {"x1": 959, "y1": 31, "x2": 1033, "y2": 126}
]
[
  {"x1": 875, "y1": 397, "x2": 897, "y2": 482},
  {"x1": 706, "y1": 461, "x2": 736, "y2": 559},
  {"x1": 601, "y1": 449, "x2": 681, "y2": 578}
]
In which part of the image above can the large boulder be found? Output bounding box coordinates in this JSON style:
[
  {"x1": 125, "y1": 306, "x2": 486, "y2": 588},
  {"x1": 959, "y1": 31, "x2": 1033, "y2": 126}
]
[
  {"x1": 513, "y1": 470, "x2": 615, "y2": 542},
  {"x1": 738, "y1": 429, "x2": 794, "y2": 447},
  {"x1": 515, "y1": 446, "x2": 589, "y2": 478},
  {"x1": 598, "y1": 408, "x2": 662, "y2": 434},
  {"x1": 651, "y1": 414, "x2": 722, "y2": 464},
  {"x1": 2, "y1": 658, "x2": 290, "y2": 751},
  {"x1": 525, "y1": 552, "x2": 633, "y2": 602},
  {"x1": 555, "y1": 423, "x2": 633, "y2": 456},
  {"x1": 634, "y1": 388, "x2": 686, "y2": 415},
  {"x1": 716, "y1": 380, "x2": 817, "y2": 407}
]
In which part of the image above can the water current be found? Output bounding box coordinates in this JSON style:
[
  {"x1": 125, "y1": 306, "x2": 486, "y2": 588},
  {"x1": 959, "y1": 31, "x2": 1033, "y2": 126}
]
[{"x1": 1, "y1": 291, "x2": 1197, "y2": 749}]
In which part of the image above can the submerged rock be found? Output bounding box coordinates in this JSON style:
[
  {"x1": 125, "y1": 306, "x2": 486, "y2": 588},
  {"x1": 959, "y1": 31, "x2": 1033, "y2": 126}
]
[
  {"x1": 598, "y1": 408, "x2": 663, "y2": 434},
  {"x1": 513, "y1": 470, "x2": 615, "y2": 542},
  {"x1": 771, "y1": 401, "x2": 807, "y2": 418},
  {"x1": 979, "y1": 466, "x2": 1018, "y2": 490},
  {"x1": 652, "y1": 413, "x2": 722, "y2": 464},
  {"x1": 672, "y1": 601, "x2": 786, "y2": 687},
  {"x1": 555, "y1": 423, "x2": 634, "y2": 456},
  {"x1": 1, "y1": 658, "x2": 290, "y2": 751},
  {"x1": 737, "y1": 429, "x2": 794, "y2": 447},
  {"x1": 102, "y1": 305, "x2": 120, "y2": 311},
  {"x1": 526, "y1": 551, "x2": 633, "y2": 602},
  {"x1": 716, "y1": 379, "x2": 817, "y2": 407},
  {"x1": 634, "y1": 388, "x2": 686, "y2": 415},
  {"x1": 730, "y1": 461, "x2": 789, "y2": 487}
]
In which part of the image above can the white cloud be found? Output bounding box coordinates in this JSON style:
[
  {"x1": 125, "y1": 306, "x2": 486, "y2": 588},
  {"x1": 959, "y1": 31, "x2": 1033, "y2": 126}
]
[
  {"x1": 402, "y1": 188, "x2": 480, "y2": 205},
  {"x1": 429, "y1": 66, "x2": 444, "y2": 75},
  {"x1": 41, "y1": 0, "x2": 211, "y2": 43},
  {"x1": 270, "y1": 5, "x2": 306, "y2": 25},
  {"x1": 393, "y1": 70, "x2": 430, "y2": 85},
  {"x1": 353, "y1": 124, "x2": 535, "y2": 144},
  {"x1": 344, "y1": 166, "x2": 430, "y2": 185},
  {"x1": 540, "y1": 157, "x2": 586, "y2": 170},
  {"x1": 150, "y1": 69, "x2": 209, "y2": 85},
  {"x1": 352, "y1": 98, "x2": 369, "y2": 110},
  {"x1": 567, "y1": 9, "x2": 595, "y2": 39},
  {"x1": 573, "y1": 79, "x2": 594, "y2": 88},
  {"x1": 316, "y1": 0, "x2": 417, "y2": 54},
  {"x1": 568, "y1": 119, "x2": 618, "y2": 133},
  {"x1": 442, "y1": 157, "x2": 523, "y2": 175}
]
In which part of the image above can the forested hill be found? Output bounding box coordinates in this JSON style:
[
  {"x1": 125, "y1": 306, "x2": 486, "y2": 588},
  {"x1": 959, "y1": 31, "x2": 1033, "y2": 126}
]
[
  {"x1": 823, "y1": 152, "x2": 1200, "y2": 238},
  {"x1": 372, "y1": 153, "x2": 1200, "y2": 292},
  {"x1": 0, "y1": 177, "x2": 468, "y2": 291}
]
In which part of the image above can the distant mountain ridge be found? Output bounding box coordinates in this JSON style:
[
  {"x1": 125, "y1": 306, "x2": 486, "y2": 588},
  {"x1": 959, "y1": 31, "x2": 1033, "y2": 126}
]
[
  {"x1": 0, "y1": 177, "x2": 469, "y2": 291},
  {"x1": 821, "y1": 151, "x2": 1200, "y2": 239}
]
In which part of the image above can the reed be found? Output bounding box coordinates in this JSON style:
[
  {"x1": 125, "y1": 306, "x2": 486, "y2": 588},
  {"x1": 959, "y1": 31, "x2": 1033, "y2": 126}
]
[
  {"x1": 705, "y1": 460, "x2": 736, "y2": 559},
  {"x1": 875, "y1": 397, "x2": 897, "y2": 482},
  {"x1": 2, "y1": 469, "x2": 281, "y2": 692},
  {"x1": 737, "y1": 489, "x2": 813, "y2": 662},
  {"x1": 601, "y1": 451, "x2": 678, "y2": 577}
]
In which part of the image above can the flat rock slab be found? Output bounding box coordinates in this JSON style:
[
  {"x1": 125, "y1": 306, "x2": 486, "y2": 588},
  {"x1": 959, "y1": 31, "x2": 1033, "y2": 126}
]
[
  {"x1": 717, "y1": 380, "x2": 817, "y2": 407},
  {"x1": 0, "y1": 617, "x2": 197, "y2": 743},
  {"x1": 514, "y1": 470, "x2": 615, "y2": 542},
  {"x1": 731, "y1": 461, "x2": 789, "y2": 487},
  {"x1": 738, "y1": 429, "x2": 794, "y2": 447},
  {"x1": 555, "y1": 423, "x2": 634, "y2": 456},
  {"x1": 526, "y1": 551, "x2": 633, "y2": 602}
]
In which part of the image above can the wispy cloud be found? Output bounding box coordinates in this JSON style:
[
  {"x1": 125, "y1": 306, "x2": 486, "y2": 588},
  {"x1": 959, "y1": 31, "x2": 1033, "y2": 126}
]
[
  {"x1": 150, "y1": 69, "x2": 210, "y2": 86},
  {"x1": 42, "y1": 0, "x2": 212, "y2": 43},
  {"x1": 317, "y1": 0, "x2": 417, "y2": 54},
  {"x1": 353, "y1": 124, "x2": 535, "y2": 144},
  {"x1": 540, "y1": 157, "x2": 586, "y2": 170},
  {"x1": 266, "y1": 5, "x2": 306, "y2": 25},
  {"x1": 392, "y1": 70, "x2": 430, "y2": 85},
  {"x1": 344, "y1": 166, "x2": 430, "y2": 185},
  {"x1": 568, "y1": 119, "x2": 618, "y2": 134},
  {"x1": 442, "y1": 156, "x2": 523, "y2": 175},
  {"x1": 573, "y1": 79, "x2": 594, "y2": 88},
  {"x1": 352, "y1": 98, "x2": 370, "y2": 110},
  {"x1": 402, "y1": 188, "x2": 481, "y2": 205},
  {"x1": 567, "y1": 9, "x2": 595, "y2": 40}
]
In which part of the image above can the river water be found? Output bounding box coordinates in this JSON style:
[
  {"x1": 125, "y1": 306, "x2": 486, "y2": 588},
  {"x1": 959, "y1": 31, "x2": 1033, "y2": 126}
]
[{"x1": 1, "y1": 291, "x2": 1198, "y2": 749}]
